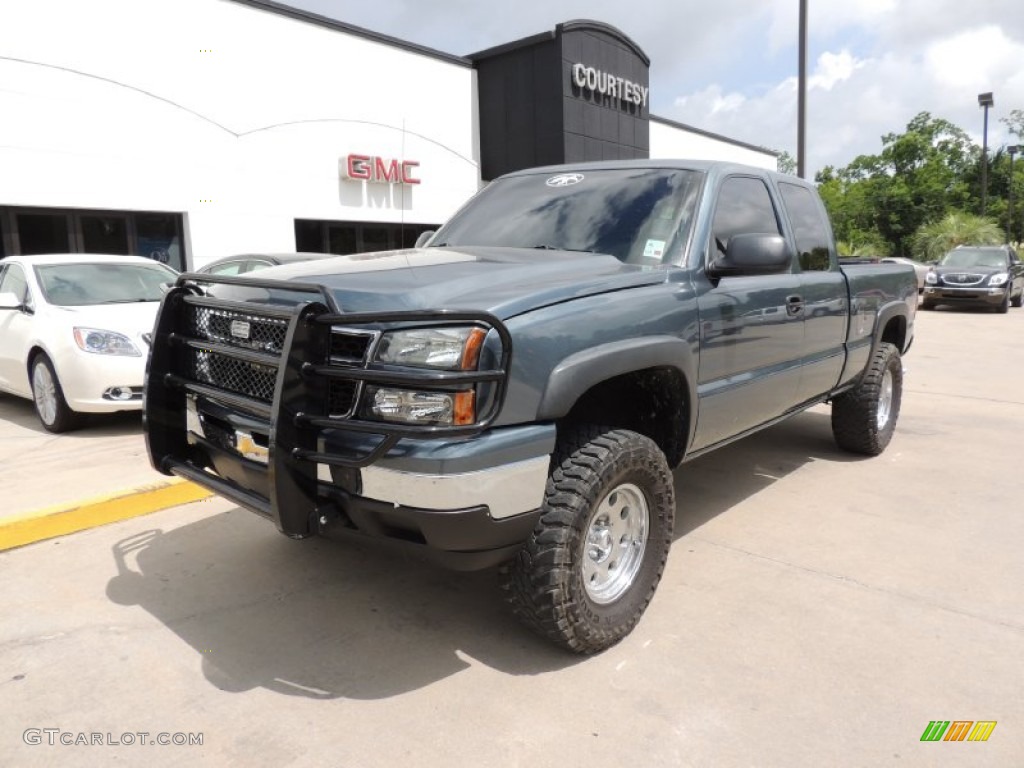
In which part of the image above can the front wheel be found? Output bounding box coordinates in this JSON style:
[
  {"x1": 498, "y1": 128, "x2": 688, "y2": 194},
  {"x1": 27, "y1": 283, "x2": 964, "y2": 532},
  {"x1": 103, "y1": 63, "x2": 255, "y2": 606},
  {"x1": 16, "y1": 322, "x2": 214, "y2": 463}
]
[
  {"x1": 31, "y1": 354, "x2": 80, "y2": 433},
  {"x1": 501, "y1": 427, "x2": 675, "y2": 654},
  {"x1": 831, "y1": 342, "x2": 902, "y2": 455},
  {"x1": 1011, "y1": 287, "x2": 1023, "y2": 308},
  {"x1": 997, "y1": 290, "x2": 1010, "y2": 314}
]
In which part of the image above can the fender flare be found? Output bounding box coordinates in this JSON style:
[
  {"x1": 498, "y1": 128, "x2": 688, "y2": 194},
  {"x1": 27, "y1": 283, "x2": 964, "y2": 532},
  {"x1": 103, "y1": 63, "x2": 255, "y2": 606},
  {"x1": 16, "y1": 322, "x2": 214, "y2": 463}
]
[
  {"x1": 869, "y1": 301, "x2": 911, "y2": 358},
  {"x1": 537, "y1": 335, "x2": 697, "y2": 430}
]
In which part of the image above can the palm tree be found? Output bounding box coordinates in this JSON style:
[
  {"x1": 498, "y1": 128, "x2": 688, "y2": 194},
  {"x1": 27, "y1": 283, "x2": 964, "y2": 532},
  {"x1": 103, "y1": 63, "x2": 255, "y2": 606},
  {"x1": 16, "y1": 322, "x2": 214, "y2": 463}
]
[{"x1": 911, "y1": 211, "x2": 1003, "y2": 261}]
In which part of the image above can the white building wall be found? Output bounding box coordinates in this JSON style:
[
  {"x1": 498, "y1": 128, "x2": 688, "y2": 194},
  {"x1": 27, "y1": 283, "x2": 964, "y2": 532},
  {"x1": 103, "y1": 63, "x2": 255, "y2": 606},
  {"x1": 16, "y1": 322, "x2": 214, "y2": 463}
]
[
  {"x1": 0, "y1": 0, "x2": 480, "y2": 267},
  {"x1": 649, "y1": 119, "x2": 777, "y2": 170}
]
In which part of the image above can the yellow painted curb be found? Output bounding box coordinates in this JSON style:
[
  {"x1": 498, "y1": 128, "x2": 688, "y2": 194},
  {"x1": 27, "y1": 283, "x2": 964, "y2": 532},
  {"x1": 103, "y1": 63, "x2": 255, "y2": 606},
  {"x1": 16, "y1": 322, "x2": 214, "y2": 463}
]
[{"x1": 0, "y1": 479, "x2": 213, "y2": 552}]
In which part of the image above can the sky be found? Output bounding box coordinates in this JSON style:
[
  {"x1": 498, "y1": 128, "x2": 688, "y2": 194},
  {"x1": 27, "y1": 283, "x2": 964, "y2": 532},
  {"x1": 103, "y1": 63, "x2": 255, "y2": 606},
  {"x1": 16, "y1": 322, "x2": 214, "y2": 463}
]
[{"x1": 280, "y1": 0, "x2": 1024, "y2": 177}]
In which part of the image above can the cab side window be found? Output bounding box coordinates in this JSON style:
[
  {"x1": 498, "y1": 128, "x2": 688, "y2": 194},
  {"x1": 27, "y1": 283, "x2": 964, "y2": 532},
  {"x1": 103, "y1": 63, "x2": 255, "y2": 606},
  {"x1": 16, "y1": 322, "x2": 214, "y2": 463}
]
[
  {"x1": 711, "y1": 177, "x2": 782, "y2": 257},
  {"x1": 779, "y1": 182, "x2": 833, "y2": 272}
]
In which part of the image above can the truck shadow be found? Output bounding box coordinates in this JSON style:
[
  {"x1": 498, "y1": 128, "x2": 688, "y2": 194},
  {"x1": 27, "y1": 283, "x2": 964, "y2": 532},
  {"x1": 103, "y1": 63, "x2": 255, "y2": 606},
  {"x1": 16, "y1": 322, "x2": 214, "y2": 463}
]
[
  {"x1": 103, "y1": 406, "x2": 863, "y2": 700},
  {"x1": 106, "y1": 512, "x2": 578, "y2": 701},
  {"x1": 673, "y1": 407, "x2": 863, "y2": 537}
]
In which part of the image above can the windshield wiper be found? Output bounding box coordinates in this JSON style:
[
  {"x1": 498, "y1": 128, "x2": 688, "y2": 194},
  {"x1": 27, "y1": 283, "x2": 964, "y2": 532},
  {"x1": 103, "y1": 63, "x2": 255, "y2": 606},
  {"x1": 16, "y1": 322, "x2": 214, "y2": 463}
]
[{"x1": 531, "y1": 244, "x2": 599, "y2": 253}]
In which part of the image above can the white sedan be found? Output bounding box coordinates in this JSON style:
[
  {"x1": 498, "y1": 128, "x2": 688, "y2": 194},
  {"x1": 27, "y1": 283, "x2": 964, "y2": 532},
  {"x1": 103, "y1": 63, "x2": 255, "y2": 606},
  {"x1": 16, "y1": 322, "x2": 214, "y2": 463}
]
[
  {"x1": 0, "y1": 254, "x2": 178, "y2": 432},
  {"x1": 880, "y1": 256, "x2": 930, "y2": 293}
]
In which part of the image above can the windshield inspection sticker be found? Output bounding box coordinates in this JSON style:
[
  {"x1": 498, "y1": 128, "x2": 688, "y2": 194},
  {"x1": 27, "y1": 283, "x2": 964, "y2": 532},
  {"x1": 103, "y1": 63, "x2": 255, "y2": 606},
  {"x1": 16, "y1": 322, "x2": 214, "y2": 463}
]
[
  {"x1": 546, "y1": 173, "x2": 584, "y2": 187},
  {"x1": 643, "y1": 239, "x2": 666, "y2": 258}
]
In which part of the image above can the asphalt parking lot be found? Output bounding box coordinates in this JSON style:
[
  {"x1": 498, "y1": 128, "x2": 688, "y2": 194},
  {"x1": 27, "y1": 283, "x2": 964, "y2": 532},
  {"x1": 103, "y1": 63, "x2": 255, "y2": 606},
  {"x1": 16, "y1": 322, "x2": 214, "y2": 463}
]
[{"x1": 2, "y1": 306, "x2": 1023, "y2": 767}]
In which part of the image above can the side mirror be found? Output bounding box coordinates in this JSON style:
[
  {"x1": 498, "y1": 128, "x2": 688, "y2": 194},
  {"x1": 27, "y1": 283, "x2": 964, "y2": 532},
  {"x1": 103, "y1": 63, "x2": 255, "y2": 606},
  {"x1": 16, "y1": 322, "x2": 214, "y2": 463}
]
[
  {"x1": 0, "y1": 291, "x2": 22, "y2": 310},
  {"x1": 414, "y1": 230, "x2": 436, "y2": 248},
  {"x1": 709, "y1": 233, "x2": 794, "y2": 277}
]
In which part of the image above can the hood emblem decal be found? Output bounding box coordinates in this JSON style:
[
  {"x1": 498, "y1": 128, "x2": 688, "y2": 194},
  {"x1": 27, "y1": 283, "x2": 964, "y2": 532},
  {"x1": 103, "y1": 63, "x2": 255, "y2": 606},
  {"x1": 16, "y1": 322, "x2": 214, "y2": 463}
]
[{"x1": 546, "y1": 173, "x2": 584, "y2": 188}]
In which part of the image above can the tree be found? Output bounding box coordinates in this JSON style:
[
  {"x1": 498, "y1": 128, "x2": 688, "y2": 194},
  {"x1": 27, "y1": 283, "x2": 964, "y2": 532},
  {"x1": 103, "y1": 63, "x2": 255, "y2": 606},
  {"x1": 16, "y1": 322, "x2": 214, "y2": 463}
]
[
  {"x1": 910, "y1": 212, "x2": 1003, "y2": 261},
  {"x1": 817, "y1": 112, "x2": 985, "y2": 257},
  {"x1": 1001, "y1": 109, "x2": 1024, "y2": 141},
  {"x1": 776, "y1": 150, "x2": 797, "y2": 175}
]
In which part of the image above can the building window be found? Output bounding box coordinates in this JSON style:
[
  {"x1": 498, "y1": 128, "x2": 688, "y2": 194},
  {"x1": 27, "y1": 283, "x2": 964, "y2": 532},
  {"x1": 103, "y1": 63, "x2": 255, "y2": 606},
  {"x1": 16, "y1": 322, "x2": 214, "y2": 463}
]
[
  {"x1": 135, "y1": 213, "x2": 184, "y2": 268},
  {"x1": 295, "y1": 219, "x2": 438, "y2": 255},
  {"x1": 16, "y1": 212, "x2": 70, "y2": 255},
  {"x1": 0, "y1": 207, "x2": 186, "y2": 270},
  {"x1": 80, "y1": 214, "x2": 129, "y2": 255}
]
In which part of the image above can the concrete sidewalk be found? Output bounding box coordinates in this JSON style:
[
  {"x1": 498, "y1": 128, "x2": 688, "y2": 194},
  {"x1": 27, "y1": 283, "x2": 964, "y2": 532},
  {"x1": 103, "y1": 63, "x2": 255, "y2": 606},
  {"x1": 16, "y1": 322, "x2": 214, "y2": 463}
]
[{"x1": 0, "y1": 395, "x2": 210, "y2": 549}]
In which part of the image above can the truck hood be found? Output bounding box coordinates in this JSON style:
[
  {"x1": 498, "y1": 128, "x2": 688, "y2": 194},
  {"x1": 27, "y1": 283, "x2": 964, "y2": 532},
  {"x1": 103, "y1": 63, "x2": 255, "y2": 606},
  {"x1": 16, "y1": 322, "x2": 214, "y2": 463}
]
[{"x1": 252, "y1": 247, "x2": 667, "y2": 319}]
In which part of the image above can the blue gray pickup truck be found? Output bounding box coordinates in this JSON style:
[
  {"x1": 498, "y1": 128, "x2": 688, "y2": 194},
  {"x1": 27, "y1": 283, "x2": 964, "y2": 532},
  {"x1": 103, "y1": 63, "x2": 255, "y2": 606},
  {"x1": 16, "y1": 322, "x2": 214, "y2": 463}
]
[{"x1": 145, "y1": 160, "x2": 917, "y2": 653}]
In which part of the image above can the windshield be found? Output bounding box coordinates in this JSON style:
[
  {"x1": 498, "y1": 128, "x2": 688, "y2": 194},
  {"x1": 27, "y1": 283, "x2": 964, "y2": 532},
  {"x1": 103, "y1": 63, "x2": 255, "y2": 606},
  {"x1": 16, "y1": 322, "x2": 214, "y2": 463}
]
[
  {"x1": 36, "y1": 262, "x2": 177, "y2": 306},
  {"x1": 939, "y1": 248, "x2": 1008, "y2": 268},
  {"x1": 432, "y1": 168, "x2": 703, "y2": 265}
]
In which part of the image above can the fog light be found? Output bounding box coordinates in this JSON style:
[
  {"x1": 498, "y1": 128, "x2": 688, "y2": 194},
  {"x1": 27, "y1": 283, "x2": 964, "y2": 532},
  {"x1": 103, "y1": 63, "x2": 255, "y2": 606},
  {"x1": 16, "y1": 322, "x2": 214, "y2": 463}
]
[
  {"x1": 365, "y1": 387, "x2": 475, "y2": 425},
  {"x1": 103, "y1": 387, "x2": 137, "y2": 401}
]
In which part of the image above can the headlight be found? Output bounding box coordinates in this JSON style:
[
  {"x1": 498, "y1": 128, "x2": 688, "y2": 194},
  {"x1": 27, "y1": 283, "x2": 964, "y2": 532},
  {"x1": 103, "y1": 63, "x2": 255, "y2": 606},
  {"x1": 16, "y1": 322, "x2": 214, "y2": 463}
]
[
  {"x1": 73, "y1": 327, "x2": 141, "y2": 356},
  {"x1": 364, "y1": 386, "x2": 475, "y2": 426},
  {"x1": 925, "y1": 271, "x2": 937, "y2": 284},
  {"x1": 989, "y1": 273, "x2": 1009, "y2": 286},
  {"x1": 376, "y1": 326, "x2": 486, "y2": 370}
]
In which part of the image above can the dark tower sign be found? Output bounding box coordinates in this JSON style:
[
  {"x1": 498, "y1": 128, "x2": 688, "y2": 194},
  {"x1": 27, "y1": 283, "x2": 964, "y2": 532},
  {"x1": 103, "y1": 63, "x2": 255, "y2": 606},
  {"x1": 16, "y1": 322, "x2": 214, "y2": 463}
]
[{"x1": 471, "y1": 20, "x2": 651, "y2": 181}]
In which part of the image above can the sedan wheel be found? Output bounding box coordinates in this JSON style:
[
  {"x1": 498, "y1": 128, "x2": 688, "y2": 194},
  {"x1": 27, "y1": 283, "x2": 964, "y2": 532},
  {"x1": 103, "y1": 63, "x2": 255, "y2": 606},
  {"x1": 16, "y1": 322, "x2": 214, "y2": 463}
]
[{"x1": 31, "y1": 355, "x2": 80, "y2": 433}]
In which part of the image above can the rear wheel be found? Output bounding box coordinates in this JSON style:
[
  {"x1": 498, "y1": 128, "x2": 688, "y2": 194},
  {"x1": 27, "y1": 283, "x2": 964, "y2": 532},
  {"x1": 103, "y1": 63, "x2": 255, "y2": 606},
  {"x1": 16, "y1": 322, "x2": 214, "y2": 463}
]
[
  {"x1": 31, "y1": 354, "x2": 80, "y2": 433},
  {"x1": 501, "y1": 426, "x2": 675, "y2": 654},
  {"x1": 831, "y1": 342, "x2": 902, "y2": 456}
]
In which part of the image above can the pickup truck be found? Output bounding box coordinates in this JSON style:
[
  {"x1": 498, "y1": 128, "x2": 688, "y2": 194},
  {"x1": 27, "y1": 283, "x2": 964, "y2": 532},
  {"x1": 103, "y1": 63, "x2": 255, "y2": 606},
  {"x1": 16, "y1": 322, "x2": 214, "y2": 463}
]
[{"x1": 144, "y1": 160, "x2": 917, "y2": 653}]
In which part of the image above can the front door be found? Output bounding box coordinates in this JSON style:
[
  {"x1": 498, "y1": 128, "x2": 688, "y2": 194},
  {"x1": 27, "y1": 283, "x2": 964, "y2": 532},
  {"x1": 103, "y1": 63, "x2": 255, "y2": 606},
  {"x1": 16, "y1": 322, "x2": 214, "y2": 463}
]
[
  {"x1": 692, "y1": 175, "x2": 805, "y2": 450},
  {"x1": 0, "y1": 263, "x2": 35, "y2": 394}
]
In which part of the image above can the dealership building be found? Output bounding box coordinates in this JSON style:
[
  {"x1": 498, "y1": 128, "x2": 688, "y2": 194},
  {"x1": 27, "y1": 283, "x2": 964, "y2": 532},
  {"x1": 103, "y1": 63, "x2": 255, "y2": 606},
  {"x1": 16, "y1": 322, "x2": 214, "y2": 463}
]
[{"x1": 0, "y1": 0, "x2": 775, "y2": 271}]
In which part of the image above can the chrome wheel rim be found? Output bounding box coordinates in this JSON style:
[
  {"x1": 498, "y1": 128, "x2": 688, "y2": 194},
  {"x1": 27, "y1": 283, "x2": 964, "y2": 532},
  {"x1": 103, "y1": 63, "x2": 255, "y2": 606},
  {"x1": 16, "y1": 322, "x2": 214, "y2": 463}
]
[
  {"x1": 32, "y1": 361, "x2": 57, "y2": 426},
  {"x1": 876, "y1": 368, "x2": 894, "y2": 430},
  {"x1": 582, "y1": 483, "x2": 649, "y2": 605}
]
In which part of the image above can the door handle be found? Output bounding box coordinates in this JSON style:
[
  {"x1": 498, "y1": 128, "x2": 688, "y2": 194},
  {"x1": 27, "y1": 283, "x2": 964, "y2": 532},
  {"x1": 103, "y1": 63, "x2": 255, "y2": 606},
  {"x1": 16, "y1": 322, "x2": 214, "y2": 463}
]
[{"x1": 786, "y1": 295, "x2": 804, "y2": 316}]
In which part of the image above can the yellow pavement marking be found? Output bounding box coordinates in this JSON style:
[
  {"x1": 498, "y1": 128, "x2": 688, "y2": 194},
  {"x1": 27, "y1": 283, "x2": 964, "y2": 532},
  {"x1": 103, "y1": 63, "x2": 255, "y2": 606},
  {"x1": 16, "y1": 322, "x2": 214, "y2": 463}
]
[{"x1": 0, "y1": 480, "x2": 213, "y2": 551}]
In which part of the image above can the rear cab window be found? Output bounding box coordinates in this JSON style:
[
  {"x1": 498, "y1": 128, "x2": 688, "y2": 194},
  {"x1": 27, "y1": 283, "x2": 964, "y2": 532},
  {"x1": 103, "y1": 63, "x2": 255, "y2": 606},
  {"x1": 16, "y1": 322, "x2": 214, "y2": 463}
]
[{"x1": 778, "y1": 182, "x2": 835, "y2": 272}]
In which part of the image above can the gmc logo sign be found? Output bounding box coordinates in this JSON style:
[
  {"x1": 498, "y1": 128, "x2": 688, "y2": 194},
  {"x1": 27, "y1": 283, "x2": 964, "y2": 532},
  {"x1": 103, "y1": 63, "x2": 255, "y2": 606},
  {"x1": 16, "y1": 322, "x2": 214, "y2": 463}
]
[{"x1": 342, "y1": 154, "x2": 421, "y2": 185}]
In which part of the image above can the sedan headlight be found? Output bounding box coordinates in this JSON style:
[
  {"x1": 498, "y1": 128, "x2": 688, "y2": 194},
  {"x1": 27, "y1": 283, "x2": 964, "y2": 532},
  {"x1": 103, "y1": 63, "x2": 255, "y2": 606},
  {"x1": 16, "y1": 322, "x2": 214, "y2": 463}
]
[
  {"x1": 376, "y1": 326, "x2": 486, "y2": 370},
  {"x1": 73, "y1": 327, "x2": 141, "y2": 356},
  {"x1": 925, "y1": 271, "x2": 938, "y2": 285},
  {"x1": 989, "y1": 273, "x2": 1009, "y2": 287}
]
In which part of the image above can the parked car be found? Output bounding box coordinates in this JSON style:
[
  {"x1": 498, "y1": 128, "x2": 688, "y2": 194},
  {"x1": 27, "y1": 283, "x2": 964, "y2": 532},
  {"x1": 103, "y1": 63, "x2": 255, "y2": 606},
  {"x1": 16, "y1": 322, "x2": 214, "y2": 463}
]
[
  {"x1": 921, "y1": 245, "x2": 1024, "y2": 312},
  {"x1": 880, "y1": 256, "x2": 930, "y2": 293},
  {"x1": 195, "y1": 252, "x2": 340, "y2": 276},
  {"x1": 0, "y1": 254, "x2": 178, "y2": 432}
]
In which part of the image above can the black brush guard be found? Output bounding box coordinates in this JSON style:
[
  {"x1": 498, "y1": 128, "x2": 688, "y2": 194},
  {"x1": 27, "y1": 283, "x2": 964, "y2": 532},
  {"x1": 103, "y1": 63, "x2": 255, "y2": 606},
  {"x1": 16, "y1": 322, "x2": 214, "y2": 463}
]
[{"x1": 144, "y1": 272, "x2": 512, "y2": 539}]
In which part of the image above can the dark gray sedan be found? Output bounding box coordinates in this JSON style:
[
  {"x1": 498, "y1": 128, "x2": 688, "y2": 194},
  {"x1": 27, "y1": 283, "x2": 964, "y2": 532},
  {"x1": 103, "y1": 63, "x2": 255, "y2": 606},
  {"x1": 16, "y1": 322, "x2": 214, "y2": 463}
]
[
  {"x1": 195, "y1": 252, "x2": 340, "y2": 276},
  {"x1": 921, "y1": 245, "x2": 1024, "y2": 313}
]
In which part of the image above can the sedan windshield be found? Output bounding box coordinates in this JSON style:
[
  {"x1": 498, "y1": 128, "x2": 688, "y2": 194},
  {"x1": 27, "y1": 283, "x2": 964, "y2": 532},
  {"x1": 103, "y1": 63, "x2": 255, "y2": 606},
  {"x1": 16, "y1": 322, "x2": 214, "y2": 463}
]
[
  {"x1": 36, "y1": 263, "x2": 177, "y2": 306},
  {"x1": 431, "y1": 168, "x2": 703, "y2": 265},
  {"x1": 939, "y1": 249, "x2": 1007, "y2": 268}
]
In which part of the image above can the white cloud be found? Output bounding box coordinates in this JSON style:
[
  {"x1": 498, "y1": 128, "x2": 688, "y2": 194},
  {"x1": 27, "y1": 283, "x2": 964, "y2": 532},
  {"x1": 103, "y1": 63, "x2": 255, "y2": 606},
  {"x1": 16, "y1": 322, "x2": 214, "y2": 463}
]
[
  {"x1": 809, "y1": 50, "x2": 863, "y2": 91},
  {"x1": 925, "y1": 25, "x2": 1022, "y2": 91}
]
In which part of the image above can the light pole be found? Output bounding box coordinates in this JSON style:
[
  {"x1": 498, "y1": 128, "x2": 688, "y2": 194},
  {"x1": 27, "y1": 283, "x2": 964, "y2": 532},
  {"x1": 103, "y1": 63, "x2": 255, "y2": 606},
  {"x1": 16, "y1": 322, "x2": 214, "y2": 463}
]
[
  {"x1": 797, "y1": 0, "x2": 808, "y2": 179},
  {"x1": 1009, "y1": 145, "x2": 1019, "y2": 244},
  {"x1": 978, "y1": 92, "x2": 994, "y2": 216}
]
